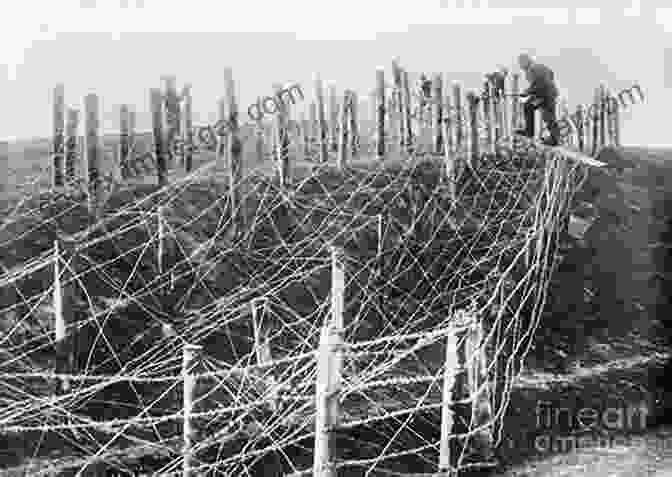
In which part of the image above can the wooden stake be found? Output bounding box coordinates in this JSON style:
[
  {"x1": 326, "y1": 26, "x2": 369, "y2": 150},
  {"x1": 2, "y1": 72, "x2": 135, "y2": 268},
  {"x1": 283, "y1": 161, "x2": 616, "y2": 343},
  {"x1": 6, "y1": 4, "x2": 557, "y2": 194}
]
[
  {"x1": 467, "y1": 318, "x2": 493, "y2": 462},
  {"x1": 331, "y1": 246, "x2": 345, "y2": 331},
  {"x1": 452, "y1": 83, "x2": 463, "y2": 154},
  {"x1": 0, "y1": 142, "x2": 7, "y2": 196},
  {"x1": 349, "y1": 91, "x2": 359, "y2": 158},
  {"x1": 314, "y1": 75, "x2": 329, "y2": 163},
  {"x1": 328, "y1": 83, "x2": 339, "y2": 152},
  {"x1": 500, "y1": 71, "x2": 510, "y2": 140},
  {"x1": 181, "y1": 85, "x2": 193, "y2": 173},
  {"x1": 84, "y1": 94, "x2": 101, "y2": 216},
  {"x1": 162, "y1": 75, "x2": 180, "y2": 169},
  {"x1": 337, "y1": 91, "x2": 350, "y2": 171},
  {"x1": 392, "y1": 59, "x2": 405, "y2": 148},
  {"x1": 226, "y1": 68, "x2": 243, "y2": 233},
  {"x1": 400, "y1": 70, "x2": 412, "y2": 154},
  {"x1": 576, "y1": 105, "x2": 585, "y2": 152},
  {"x1": 273, "y1": 83, "x2": 290, "y2": 187},
  {"x1": 150, "y1": 88, "x2": 167, "y2": 186},
  {"x1": 439, "y1": 325, "x2": 458, "y2": 475},
  {"x1": 483, "y1": 82, "x2": 494, "y2": 154},
  {"x1": 442, "y1": 89, "x2": 456, "y2": 202},
  {"x1": 65, "y1": 109, "x2": 79, "y2": 186},
  {"x1": 467, "y1": 92, "x2": 479, "y2": 164},
  {"x1": 53, "y1": 84, "x2": 66, "y2": 189},
  {"x1": 613, "y1": 96, "x2": 621, "y2": 147},
  {"x1": 182, "y1": 343, "x2": 202, "y2": 477},
  {"x1": 599, "y1": 84, "x2": 607, "y2": 148},
  {"x1": 432, "y1": 73, "x2": 444, "y2": 155},
  {"x1": 591, "y1": 89, "x2": 600, "y2": 156},
  {"x1": 119, "y1": 105, "x2": 131, "y2": 180},
  {"x1": 314, "y1": 321, "x2": 343, "y2": 477},
  {"x1": 376, "y1": 67, "x2": 386, "y2": 160},
  {"x1": 53, "y1": 240, "x2": 69, "y2": 392},
  {"x1": 511, "y1": 73, "x2": 520, "y2": 131},
  {"x1": 251, "y1": 298, "x2": 278, "y2": 411}
]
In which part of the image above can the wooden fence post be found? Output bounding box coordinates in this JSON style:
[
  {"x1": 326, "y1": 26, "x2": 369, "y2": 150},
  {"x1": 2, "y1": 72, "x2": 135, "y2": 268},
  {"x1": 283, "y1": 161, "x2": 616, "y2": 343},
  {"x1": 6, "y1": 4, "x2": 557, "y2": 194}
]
[
  {"x1": 483, "y1": 82, "x2": 494, "y2": 155},
  {"x1": 576, "y1": 105, "x2": 585, "y2": 153},
  {"x1": 119, "y1": 105, "x2": 131, "y2": 180},
  {"x1": 84, "y1": 94, "x2": 101, "y2": 216},
  {"x1": 315, "y1": 246, "x2": 345, "y2": 477},
  {"x1": 349, "y1": 91, "x2": 359, "y2": 158},
  {"x1": 331, "y1": 246, "x2": 345, "y2": 331},
  {"x1": 591, "y1": 89, "x2": 600, "y2": 156},
  {"x1": 492, "y1": 86, "x2": 501, "y2": 146},
  {"x1": 500, "y1": 71, "x2": 509, "y2": 140},
  {"x1": 439, "y1": 324, "x2": 458, "y2": 475},
  {"x1": 162, "y1": 75, "x2": 180, "y2": 169},
  {"x1": 328, "y1": 83, "x2": 339, "y2": 152},
  {"x1": 433, "y1": 73, "x2": 444, "y2": 155},
  {"x1": 612, "y1": 95, "x2": 621, "y2": 147},
  {"x1": 376, "y1": 67, "x2": 386, "y2": 160},
  {"x1": 452, "y1": 83, "x2": 463, "y2": 155},
  {"x1": 467, "y1": 92, "x2": 479, "y2": 164},
  {"x1": 53, "y1": 240, "x2": 67, "y2": 391},
  {"x1": 181, "y1": 85, "x2": 194, "y2": 173},
  {"x1": 313, "y1": 323, "x2": 342, "y2": 477},
  {"x1": 388, "y1": 94, "x2": 398, "y2": 154},
  {"x1": 466, "y1": 316, "x2": 493, "y2": 463},
  {"x1": 442, "y1": 87, "x2": 456, "y2": 202},
  {"x1": 150, "y1": 88, "x2": 167, "y2": 186},
  {"x1": 65, "y1": 109, "x2": 79, "y2": 187},
  {"x1": 182, "y1": 343, "x2": 202, "y2": 477},
  {"x1": 337, "y1": 91, "x2": 350, "y2": 171},
  {"x1": 392, "y1": 59, "x2": 404, "y2": 148},
  {"x1": 225, "y1": 68, "x2": 243, "y2": 234},
  {"x1": 511, "y1": 73, "x2": 520, "y2": 131},
  {"x1": 599, "y1": 84, "x2": 607, "y2": 149},
  {"x1": 251, "y1": 298, "x2": 278, "y2": 411},
  {"x1": 53, "y1": 84, "x2": 65, "y2": 190},
  {"x1": 217, "y1": 97, "x2": 229, "y2": 172},
  {"x1": 300, "y1": 112, "x2": 310, "y2": 161},
  {"x1": 314, "y1": 75, "x2": 329, "y2": 163},
  {"x1": 402, "y1": 70, "x2": 413, "y2": 154},
  {"x1": 273, "y1": 83, "x2": 291, "y2": 188},
  {"x1": 0, "y1": 142, "x2": 7, "y2": 196}
]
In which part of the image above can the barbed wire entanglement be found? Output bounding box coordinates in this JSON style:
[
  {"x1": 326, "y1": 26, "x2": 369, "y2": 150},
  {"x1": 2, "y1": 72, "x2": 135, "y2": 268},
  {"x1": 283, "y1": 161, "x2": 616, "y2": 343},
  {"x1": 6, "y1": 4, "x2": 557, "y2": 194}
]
[{"x1": 0, "y1": 66, "x2": 606, "y2": 477}]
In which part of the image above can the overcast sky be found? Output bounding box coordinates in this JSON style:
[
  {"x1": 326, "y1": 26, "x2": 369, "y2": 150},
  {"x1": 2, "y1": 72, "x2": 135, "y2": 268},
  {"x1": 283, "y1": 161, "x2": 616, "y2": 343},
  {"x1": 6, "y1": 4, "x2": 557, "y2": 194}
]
[{"x1": 1, "y1": 0, "x2": 670, "y2": 146}]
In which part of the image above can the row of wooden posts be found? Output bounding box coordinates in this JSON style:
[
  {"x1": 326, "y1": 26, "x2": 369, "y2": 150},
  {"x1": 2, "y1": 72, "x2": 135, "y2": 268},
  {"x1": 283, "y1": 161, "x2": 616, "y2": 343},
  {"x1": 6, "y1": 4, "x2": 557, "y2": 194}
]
[
  {"x1": 52, "y1": 225, "x2": 489, "y2": 476},
  {"x1": 49, "y1": 61, "x2": 623, "y2": 222}
]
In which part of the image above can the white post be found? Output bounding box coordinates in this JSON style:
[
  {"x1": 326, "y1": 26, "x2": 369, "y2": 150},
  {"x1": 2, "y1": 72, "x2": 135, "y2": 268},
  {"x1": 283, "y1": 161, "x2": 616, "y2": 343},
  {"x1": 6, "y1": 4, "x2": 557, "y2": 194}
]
[
  {"x1": 251, "y1": 298, "x2": 278, "y2": 411},
  {"x1": 439, "y1": 325, "x2": 458, "y2": 475},
  {"x1": 182, "y1": 343, "x2": 202, "y2": 477}
]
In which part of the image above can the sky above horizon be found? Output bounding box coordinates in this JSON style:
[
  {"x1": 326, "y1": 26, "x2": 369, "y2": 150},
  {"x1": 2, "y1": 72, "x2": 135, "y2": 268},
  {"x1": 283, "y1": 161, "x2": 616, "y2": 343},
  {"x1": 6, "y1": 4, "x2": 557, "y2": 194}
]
[{"x1": 1, "y1": 0, "x2": 671, "y2": 147}]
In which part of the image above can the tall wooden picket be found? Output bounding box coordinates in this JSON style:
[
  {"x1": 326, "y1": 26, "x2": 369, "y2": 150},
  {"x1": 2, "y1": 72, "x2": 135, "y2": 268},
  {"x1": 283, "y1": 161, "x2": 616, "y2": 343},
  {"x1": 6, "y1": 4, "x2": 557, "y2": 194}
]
[
  {"x1": 376, "y1": 67, "x2": 386, "y2": 160},
  {"x1": 453, "y1": 83, "x2": 463, "y2": 153},
  {"x1": 576, "y1": 105, "x2": 585, "y2": 153},
  {"x1": 181, "y1": 85, "x2": 194, "y2": 172},
  {"x1": 273, "y1": 83, "x2": 291, "y2": 187},
  {"x1": 483, "y1": 82, "x2": 494, "y2": 154},
  {"x1": 328, "y1": 83, "x2": 339, "y2": 152},
  {"x1": 337, "y1": 91, "x2": 350, "y2": 171},
  {"x1": 182, "y1": 343, "x2": 202, "y2": 477},
  {"x1": 150, "y1": 88, "x2": 167, "y2": 186},
  {"x1": 0, "y1": 142, "x2": 7, "y2": 196},
  {"x1": 612, "y1": 95, "x2": 621, "y2": 147},
  {"x1": 225, "y1": 68, "x2": 243, "y2": 235},
  {"x1": 84, "y1": 94, "x2": 102, "y2": 216},
  {"x1": 511, "y1": 73, "x2": 520, "y2": 131},
  {"x1": 314, "y1": 75, "x2": 329, "y2": 164},
  {"x1": 52, "y1": 84, "x2": 65, "y2": 190},
  {"x1": 314, "y1": 246, "x2": 345, "y2": 477},
  {"x1": 402, "y1": 70, "x2": 413, "y2": 153},
  {"x1": 119, "y1": 105, "x2": 131, "y2": 180},
  {"x1": 251, "y1": 298, "x2": 278, "y2": 411},
  {"x1": 438, "y1": 324, "x2": 458, "y2": 475},
  {"x1": 432, "y1": 73, "x2": 444, "y2": 155},
  {"x1": 467, "y1": 92, "x2": 479, "y2": 164},
  {"x1": 392, "y1": 59, "x2": 405, "y2": 148},
  {"x1": 65, "y1": 109, "x2": 79, "y2": 186},
  {"x1": 349, "y1": 91, "x2": 359, "y2": 158}
]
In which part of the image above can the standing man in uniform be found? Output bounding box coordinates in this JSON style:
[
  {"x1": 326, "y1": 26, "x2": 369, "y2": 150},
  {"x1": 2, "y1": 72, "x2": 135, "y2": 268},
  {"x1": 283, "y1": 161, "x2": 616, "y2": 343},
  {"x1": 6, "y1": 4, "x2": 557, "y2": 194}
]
[{"x1": 515, "y1": 53, "x2": 561, "y2": 147}]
